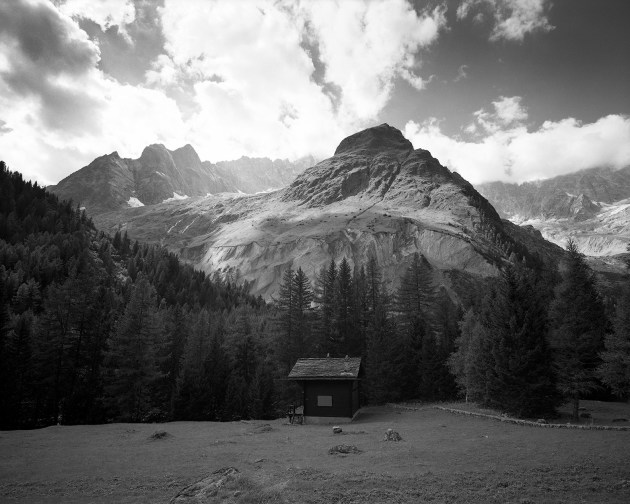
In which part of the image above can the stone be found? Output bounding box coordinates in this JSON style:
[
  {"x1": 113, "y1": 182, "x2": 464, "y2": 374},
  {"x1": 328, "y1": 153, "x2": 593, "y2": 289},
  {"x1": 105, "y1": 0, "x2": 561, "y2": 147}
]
[
  {"x1": 169, "y1": 467, "x2": 238, "y2": 503},
  {"x1": 148, "y1": 430, "x2": 170, "y2": 440},
  {"x1": 329, "y1": 444, "x2": 361, "y2": 455},
  {"x1": 384, "y1": 429, "x2": 402, "y2": 441}
]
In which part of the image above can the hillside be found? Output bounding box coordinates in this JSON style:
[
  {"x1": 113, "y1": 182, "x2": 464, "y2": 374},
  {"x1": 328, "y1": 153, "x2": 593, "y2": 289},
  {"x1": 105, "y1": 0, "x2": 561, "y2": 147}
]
[
  {"x1": 47, "y1": 145, "x2": 313, "y2": 215},
  {"x1": 477, "y1": 166, "x2": 630, "y2": 256},
  {"x1": 94, "y1": 124, "x2": 563, "y2": 300},
  {"x1": 0, "y1": 161, "x2": 266, "y2": 429}
]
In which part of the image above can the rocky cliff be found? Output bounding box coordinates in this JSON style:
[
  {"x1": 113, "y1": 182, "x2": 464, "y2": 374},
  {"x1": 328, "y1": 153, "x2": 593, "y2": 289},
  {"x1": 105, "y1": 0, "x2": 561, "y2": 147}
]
[
  {"x1": 477, "y1": 166, "x2": 630, "y2": 256},
  {"x1": 93, "y1": 124, "x2": 563, "y2": 299},
  {"x1": 48, "y1": 145, "x2": 313, "y2": 215}
]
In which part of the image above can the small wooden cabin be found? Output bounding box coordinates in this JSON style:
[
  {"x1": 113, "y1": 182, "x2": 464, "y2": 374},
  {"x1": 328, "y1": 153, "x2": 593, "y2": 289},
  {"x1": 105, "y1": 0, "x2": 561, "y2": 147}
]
[{"x1": 288, "y1": 356, "x2": 362, "y2": 424}]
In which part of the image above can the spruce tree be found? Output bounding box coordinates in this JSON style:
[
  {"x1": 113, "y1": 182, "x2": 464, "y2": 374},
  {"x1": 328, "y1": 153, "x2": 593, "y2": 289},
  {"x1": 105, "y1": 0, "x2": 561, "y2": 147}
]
[
  {"x1": 598, "y1": 285, "x2": 630, "y2": 398},
  {"x1": 487, "y1": 265, "x2": 560, "y2": 417},
  {"x1": 292, "y1": 267, "x2": 314, "y2": 359},
  {"x1": 550, "y1": 240, "x2": 609, "y2": 422},
  {"x1": 335, "y1": 257, "x2": 354, "y2": 355},
  {"x1": 105, "y1": 274, "x2": 162, "y2": 422},
  {"x1": 395, "y1": 253, "x2": 435, "y2": 400},
  {"x1": 277, "y1": 266, "x2": 295, "y2": 370}
]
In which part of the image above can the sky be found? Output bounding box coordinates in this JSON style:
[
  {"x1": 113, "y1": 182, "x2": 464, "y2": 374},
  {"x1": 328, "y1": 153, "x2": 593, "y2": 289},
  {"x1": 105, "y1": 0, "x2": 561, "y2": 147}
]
[{"x1": 0, "y1": 0, "x2": 629, "y2": 186}]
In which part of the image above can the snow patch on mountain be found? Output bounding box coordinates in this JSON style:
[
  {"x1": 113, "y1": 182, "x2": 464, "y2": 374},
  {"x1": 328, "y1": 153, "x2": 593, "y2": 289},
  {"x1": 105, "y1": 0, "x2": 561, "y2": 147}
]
[
  {"x1": 127, "y1": 197, "x2": 144, "y2": 208},
  {"x1": 163, "y1": 192, "x2": 189, "y2": 203}
]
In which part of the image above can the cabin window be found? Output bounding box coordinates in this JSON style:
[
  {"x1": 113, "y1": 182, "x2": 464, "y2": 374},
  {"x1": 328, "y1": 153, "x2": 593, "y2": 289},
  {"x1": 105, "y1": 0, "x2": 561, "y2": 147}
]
[{"x1": 317, "y1": 395, "x2": 333, "y2": 407}]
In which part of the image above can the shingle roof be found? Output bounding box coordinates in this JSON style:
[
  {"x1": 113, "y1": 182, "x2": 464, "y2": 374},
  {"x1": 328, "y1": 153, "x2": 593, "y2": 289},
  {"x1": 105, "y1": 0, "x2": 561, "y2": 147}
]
[{"x1": 288, "y1": 357, "x2": 362, "y2": 380}]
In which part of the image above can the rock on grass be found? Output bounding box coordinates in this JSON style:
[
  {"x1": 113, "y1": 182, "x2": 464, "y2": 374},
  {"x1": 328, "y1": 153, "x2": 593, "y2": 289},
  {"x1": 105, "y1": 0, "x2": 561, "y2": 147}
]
[
  {"x1": 149, "y1": 430, "x2": 171, "y2": 440},
  {"x1": 384, "y1": 429, "x2": 402, "y2": 441},
  {"x1": 329, "y1": 444, "x2": 362, "y2": 455}
]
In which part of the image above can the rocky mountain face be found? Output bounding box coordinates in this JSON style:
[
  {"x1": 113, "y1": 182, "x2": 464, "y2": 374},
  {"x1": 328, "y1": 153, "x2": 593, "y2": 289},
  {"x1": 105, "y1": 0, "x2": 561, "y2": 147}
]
[
  {"x1": 92, "y1": 124, "x2": 564, "y2": 300},
  {"x1": 477, "y1": 166, "x2": 630, "y2": 256},
  {"x1": 47, "y1": 144, "x2": 313, "y2": 215}
]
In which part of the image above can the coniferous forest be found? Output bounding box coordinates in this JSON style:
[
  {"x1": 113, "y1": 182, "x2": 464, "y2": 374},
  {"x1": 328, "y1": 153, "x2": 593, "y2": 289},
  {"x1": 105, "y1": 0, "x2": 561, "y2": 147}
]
[{"x1": 1, "y1": 161, "x2": 630, "y2": 430}]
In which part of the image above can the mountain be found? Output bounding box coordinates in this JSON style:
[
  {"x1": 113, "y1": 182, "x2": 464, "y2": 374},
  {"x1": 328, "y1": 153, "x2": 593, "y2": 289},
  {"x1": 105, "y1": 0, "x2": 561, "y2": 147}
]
[
  {"x1": 92, "y1": 124, "x2": 564, "y2": 299},
  {"x1": 477, "y1": 166, "x2": 630, "y2": 256},
  {"x1": 47, "y1": 144, "x2": 314, "y2": 215}
]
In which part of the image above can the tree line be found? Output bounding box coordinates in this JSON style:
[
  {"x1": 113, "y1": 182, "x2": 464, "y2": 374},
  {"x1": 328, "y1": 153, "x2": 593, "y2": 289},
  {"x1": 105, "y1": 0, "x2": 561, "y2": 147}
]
[
  {"x1": 0, "y1": 162, "x2": 273, "y2": 428},
  {"x1": 1, "y1": 160, "x2": 629, "y2": 428}
]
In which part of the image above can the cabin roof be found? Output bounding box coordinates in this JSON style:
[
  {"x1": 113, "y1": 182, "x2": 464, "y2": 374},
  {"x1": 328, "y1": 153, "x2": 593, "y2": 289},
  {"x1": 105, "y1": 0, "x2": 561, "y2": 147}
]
[{"x1": 288, "y1": 357, "x2": 362, "y2": 380}]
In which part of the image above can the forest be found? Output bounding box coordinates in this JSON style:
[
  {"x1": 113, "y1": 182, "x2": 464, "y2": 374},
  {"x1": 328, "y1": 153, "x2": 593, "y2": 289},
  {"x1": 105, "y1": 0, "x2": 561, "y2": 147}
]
[{"x1": 1, "y1": 160, "x2": 629, "y2": 429}]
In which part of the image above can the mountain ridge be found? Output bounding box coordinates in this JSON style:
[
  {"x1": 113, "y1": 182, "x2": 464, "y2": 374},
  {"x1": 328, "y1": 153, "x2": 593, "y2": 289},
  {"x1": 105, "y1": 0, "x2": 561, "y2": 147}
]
[
  {"x1": 90, "y1": 124, "x2": 563, "y2": 299},
  {"x1": 47, "y1": 144, "x2": 314, "y2": 215},
  {"x1": 477, "y1": 165, "x2": 630, "y2": 256}
]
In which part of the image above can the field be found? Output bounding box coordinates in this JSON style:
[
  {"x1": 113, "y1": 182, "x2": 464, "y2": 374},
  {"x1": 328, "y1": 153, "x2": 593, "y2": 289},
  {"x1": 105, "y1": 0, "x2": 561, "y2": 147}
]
[{"x1": 1, "y1": 402, "x2": 629, "y2": 504}]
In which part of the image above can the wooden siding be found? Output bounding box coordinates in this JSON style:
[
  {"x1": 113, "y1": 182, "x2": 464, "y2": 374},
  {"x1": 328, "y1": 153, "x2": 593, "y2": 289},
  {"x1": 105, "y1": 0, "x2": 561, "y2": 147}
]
[{"x1": 303, "y1": 380, "x2": 354, "y2": 418}]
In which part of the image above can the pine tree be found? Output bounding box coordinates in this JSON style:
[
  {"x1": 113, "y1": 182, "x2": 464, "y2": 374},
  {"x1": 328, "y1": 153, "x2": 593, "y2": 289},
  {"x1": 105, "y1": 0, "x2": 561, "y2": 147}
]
[
  {"x1": 395, "y1": 253, "x2": 435, "y2": 400},
  {"x1": 105, "y1": 275, "x2": 163, "y2": 422},
  {"x1": 335, "y1": 257, "x2": 354, "y2": 355},
  {"x1": 550, "y1": 240, "x2": 609, "y2": 422},
  {"x1": 486, "y1": 265, "x2": 560, "y2": 417},
  {"x1": 277, "y1": 266, "x2": 295, "y2": 370},
  {"x1": 598, "y1": 284, "x2": 630, "y2": 398},
  {"x1": 314, "y1": 260, "x2": 338, "y2": 354},
  {"x1": 292, "y1": 267, "x2": 314, "y2": 359}
]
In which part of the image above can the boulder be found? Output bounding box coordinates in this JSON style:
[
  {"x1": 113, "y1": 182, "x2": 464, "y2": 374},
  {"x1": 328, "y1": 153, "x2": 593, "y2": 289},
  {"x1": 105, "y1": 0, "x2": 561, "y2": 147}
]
[{"x1": 384, "y1": 428, "x2": 402, "y2": 441}]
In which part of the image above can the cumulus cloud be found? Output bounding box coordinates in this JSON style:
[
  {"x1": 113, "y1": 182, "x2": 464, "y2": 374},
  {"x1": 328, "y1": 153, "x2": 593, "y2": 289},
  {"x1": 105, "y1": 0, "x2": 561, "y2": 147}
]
[
  {"x1": 404, "y1": 99, "x2": 630, "y2": 185},
  {"x1": 469, "y1": 95, "x2": 528, "y2": 134},
  {"x1": 153, "y1": 0, "x2": 445, "y2": 161},
  {"x1": 58, "y1": 0, "x2": 136, "y2": 42},
  {"x1": 298, "y1": 0, "x2": 446, "y2": 122},
  {"x1": 0, "y1": 0, "x2": 185, "y2": 184},
  {"x1": 457, "y1": 0, "x2": 553, "y2": 41}
]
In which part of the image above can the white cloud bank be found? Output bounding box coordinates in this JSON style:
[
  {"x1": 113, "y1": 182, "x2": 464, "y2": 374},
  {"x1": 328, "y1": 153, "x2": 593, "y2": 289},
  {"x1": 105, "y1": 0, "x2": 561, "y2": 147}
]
[
  {"x1": 405, "y1": 96, "x2": 630, "y2": 185},
  {"x1": 0, "y1": 0, "x2": 445, "y2": 185},
  {"x1": 153, "y1": 0, "x2": 446, "y2": 163}
]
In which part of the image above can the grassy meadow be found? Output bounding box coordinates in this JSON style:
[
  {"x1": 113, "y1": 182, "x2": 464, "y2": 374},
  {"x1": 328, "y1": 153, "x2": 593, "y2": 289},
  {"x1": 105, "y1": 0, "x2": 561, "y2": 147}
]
[{"x1": 1, "y1": 402, "x2": 629, "y2": 503}]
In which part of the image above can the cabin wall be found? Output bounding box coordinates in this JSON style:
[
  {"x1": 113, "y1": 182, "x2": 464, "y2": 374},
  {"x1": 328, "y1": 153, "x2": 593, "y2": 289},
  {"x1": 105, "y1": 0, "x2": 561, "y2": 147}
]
[{"x1": 303, "y1": 380, "x2": 353, "y2": 418}]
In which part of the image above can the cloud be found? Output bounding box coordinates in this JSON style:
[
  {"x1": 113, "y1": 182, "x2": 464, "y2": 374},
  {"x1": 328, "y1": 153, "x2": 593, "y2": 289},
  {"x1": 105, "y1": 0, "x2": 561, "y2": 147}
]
[
  {"x1": 470, "y1": 95, "x2": 528, "y2": 134},
  {"x1": 404, "y1": 99, "x2": 630, "y2": 185},
  {"x1": 457, "y1": 0, "x2": 553, "y2": 41},
  {"x1": 58, "y1": 0, "x2": 136, "y2": 42},
  {"x1": 454, "y1": 64, "x2": 468, "y2": 82},
  {"x1": 0, "y1": 0, "x2": 185, "y2": 184},
  {"x1": 1, "y1": 0, "x2": 447, "y2": 184},
  {"x1": 298, "y1": 0, "x2": 446, "y2": 121},
  {"x1": 152, "y1": 0, "x2": 446, "y2": 161}
]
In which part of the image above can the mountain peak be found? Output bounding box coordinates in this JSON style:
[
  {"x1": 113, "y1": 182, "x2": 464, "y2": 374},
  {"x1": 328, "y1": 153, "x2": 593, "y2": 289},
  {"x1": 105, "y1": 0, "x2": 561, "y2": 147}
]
[{"x1": 334, "y1": 124, "x2": 413, "y2": 156}]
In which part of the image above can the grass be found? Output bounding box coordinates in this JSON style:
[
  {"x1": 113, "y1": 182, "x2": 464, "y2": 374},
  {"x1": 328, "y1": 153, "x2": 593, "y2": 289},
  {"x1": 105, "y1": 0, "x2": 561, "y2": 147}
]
[{"x1": 1, "y1": 402, "x2": 629, "y2": 503}]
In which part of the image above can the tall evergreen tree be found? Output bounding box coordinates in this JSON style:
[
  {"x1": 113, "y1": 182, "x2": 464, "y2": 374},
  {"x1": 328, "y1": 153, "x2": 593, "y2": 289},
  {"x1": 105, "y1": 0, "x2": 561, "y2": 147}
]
[
  {"x1": 598, "y1": 284, "x2": 630, "y2": 398},
  {"x1": 486, "y1": 265, "x2": 560, "y2": 417},
  {"x1": 105, "y1": 275, "x2": 162, "y2": 422},
  {"x1": 292, "y1": 267, "x2": 314, "y2": 359},
  {"x1": 314, "y1": 260, "x2": 338, "y2": 354},
  {"x1": 394, "y1": 253, "x2": 435, "y2": 399},
  {"x1": 335, "y1": 257, "x2": 354, "y2": 355},
  {"x1": 550, "y1": 240, "x2": 609, "y2": 422}
]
